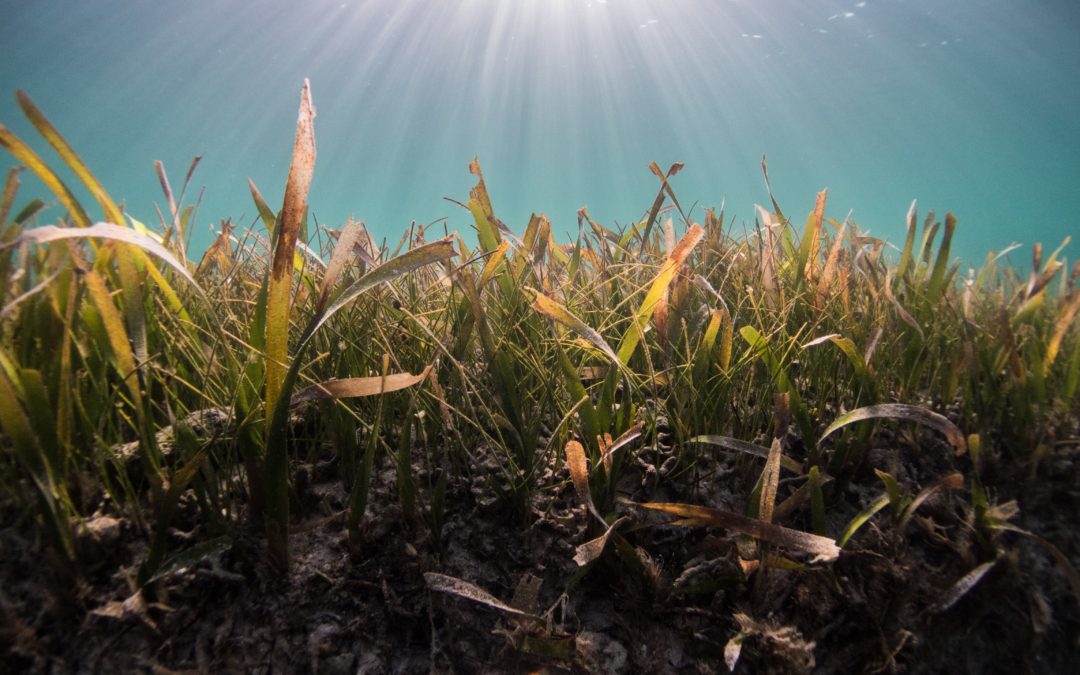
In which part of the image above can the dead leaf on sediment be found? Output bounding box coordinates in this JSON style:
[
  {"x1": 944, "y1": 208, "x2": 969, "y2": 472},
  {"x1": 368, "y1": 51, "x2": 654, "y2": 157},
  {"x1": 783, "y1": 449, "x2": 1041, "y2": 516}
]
[{"x1": 640, "y1": 502, "x2": 840, "y2": 562}]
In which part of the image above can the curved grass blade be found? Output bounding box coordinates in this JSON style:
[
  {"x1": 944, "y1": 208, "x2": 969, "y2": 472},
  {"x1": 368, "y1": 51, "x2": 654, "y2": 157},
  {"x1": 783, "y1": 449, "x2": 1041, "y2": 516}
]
[
  {"x1": 837, "y1": 493, "x2": 890, "y2": 548},
  {"x1": 318, "y1": 217, "x2": 367, "y2": 309},
  {"x1": 802, "y1": 333, "x2": 872, "y2": 393},
  {"x1": 17, "y1": 91, "x2": 125, "y2": 228},
  {"x1": 574, "y1": 516, "x2": 630, "y2": 566},
  {"x1": 688, "y1": 435, "x2": 803, "y2": 474},
  {"x1": 16, "y1": 223, "x2": 200, "y2": 290},
  {"x1": 290, "y1": 366, "x2": 431, "y2": 406},
  {"x1": 818, "y1": 404, "x2": 967, "y2": 456},
  {"x1": 265, "y1": 236, "x2": 455, "y2": 568},
  {"x1": 897, "y1": 471, "x2": 964, "y2": 531},
  {"x1": 424, "y1": 573, "x2": 545, "y2": 625},
  {"x1": 883, "y1": 269, "x2": 924, "y2": 340},
  {"x1": 314, "y1": 237, "x2": 455, "y2": 338},
  {"x1": 532, "y1": 290, "x2": 620, "y2": 368},
  {"x1": 932, "y1": 559, "x2": 998, "y2": 613},
  {"x1": 990, "y1": 523, "x2": 1080, "y2": 607},
  {"x1": 0, "y1": 123, "x2": 91, "y2": 227},
  {"x1": 641, "y1": 502, "x2": 840, "y2": 562}
]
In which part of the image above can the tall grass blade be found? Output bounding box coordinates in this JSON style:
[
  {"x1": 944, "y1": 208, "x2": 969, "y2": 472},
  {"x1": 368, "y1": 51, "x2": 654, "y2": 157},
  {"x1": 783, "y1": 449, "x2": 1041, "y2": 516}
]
[
  {"x1": 926, "y1": 212, "x2": 957, "y2": 302},
  {"x1": 0, "y1": 122, "x2": 91, "y2": 227},
  {"x1": 895, "y1": 200, "x2": 918, "y2": 281},
  {"x1": 0, "y1": 166, "x2": 20, "y2": 225},
  {"x1": 616, "y1": 223, "x2": 703, "y2": 366},
  {"x1": 795, "y1": 189, "x2": 828, "y2": 289},
  {"x1": 815, "y1": 219, "x2": 847, "y2": 310},
  {"x1": 264, "y1": 79, "x2": 316, "y2": 430},
  {"x1": 1044, "y1": 291, "x2": 1080, "y2": 371},
  {"x1": 16, "y1": 91, "x2": 125, "y2": 227}
]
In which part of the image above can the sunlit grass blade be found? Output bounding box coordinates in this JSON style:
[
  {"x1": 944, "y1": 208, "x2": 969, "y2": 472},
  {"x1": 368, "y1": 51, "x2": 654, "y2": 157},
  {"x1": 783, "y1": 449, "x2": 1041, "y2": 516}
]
[
  {"x1": 617, "y1": 223, "x2": 703, "y2": 366},
  {"x1": 0, "y1": 122, "x2": 91, "y2": 227},
  {"x1": 1044, "y1": 291, "x2": 1080, "y2": 371},
  {"x1": 15, "y1": 222, "x2": 201, "y2": 290},
  {"x1": 802, "y1": 333, "x2": 874, "y2": 397},
  {"x1": 794, "y1": 188, "x2": 828, "y2": 289},
  {"x1": 478, "y1": 240, "x2": 511, "y2": 290},
  {"x1": 466, "y1": 156, "x2": 501, "y2": 254},
  {"x1": 755, "y1": 205, "x2": 780, "y2": 308},
  {"x1": 815, "y1": 219, "x2": 847, "y2": 310},
  {"x1": 14, "y1": 91, "x2": 160, "y2": 366},
  {"x1": 316, "y1": 238, "x2": 455, "y2": 337}
]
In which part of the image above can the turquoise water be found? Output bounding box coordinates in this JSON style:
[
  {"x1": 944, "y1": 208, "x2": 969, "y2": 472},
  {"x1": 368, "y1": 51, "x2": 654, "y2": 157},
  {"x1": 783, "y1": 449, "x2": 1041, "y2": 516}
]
[{"x1": 2, "y1": 0, "x2": 1078, "y2": 265}]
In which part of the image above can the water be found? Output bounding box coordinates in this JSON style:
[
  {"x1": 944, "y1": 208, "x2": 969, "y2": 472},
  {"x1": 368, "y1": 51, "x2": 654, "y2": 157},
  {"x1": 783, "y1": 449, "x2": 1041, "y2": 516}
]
[{"x1": 2, "y1": 0, "x2": 1078, "y2": 265}]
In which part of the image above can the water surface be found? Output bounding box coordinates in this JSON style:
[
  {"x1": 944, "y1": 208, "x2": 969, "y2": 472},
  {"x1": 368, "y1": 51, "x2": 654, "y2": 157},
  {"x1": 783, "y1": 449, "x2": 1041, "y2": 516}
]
[{"x1": 2, "y1": 0, "x2": 1078, "y2": 264}]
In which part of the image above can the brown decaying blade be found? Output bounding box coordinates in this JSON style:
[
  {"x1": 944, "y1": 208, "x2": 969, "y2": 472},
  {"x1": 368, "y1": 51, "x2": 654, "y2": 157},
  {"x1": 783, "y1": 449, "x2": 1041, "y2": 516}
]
[{"x1": 641, "y1": 502, "x2": 840, "y2": 562}]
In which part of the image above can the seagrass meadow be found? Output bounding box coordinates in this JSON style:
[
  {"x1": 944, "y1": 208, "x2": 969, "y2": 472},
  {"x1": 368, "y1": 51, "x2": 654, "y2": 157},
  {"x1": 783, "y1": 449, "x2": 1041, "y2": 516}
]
[{"x1": 1, "y1": 82, "x2": 1079, "y2": 673}]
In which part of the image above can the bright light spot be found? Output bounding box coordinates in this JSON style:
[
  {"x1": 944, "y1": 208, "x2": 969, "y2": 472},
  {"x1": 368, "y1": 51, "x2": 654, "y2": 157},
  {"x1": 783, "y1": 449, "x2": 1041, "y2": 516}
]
[
  {"x1": 856, "y1": 1, "x2": 866, "y2": 7},
  {"x1": 844, "y1": 12, "x2": 855, "y2": 19}
]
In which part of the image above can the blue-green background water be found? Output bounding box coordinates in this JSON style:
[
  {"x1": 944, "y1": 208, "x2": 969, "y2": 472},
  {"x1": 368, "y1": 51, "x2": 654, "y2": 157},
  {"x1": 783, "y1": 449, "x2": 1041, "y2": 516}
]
[{"x1": 2, "y1": 0, "x2": 1078, "y2": 264}]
